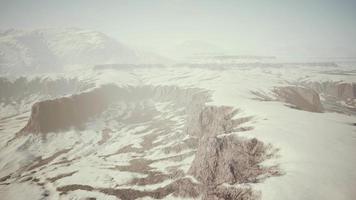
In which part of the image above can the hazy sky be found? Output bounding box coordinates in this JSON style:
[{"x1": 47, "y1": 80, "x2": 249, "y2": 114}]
[{"x1": 1, "y1": 0, "x2": 356, "y2": 57}]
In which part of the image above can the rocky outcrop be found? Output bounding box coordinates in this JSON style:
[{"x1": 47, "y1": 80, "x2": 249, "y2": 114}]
[
  {"x1": 17, "y1": 85, "x2": 210, "y2": 135},
  {"x1": 185, "y1": 106, "x2": 279, "y2": 200},
  {"x1": 327, "y1": 82, "x2": 355, "y2": 101},
  {"x1": 252, "y1": 86, "x2": 324, "y2": 113},
  {"x1": 309, "y1": 82, "x2": 355, "y2": 101},
  {"x1": 187, "y1": 106, "x2": 253, "y2": 138},
  {"x1": 189, "y1": 136, "x2": 271, "y2": 186},
  {"x1": 294, "y1": 81, "x2": 356, "y2": 115},
  {"x1": 273, "y1": 86, "x2": 324, "y2": 113},
  {"x1": 0, "y1": 77, "x2": 92, "y2": 105},
  {"x1": 18, "y1": 85, "x2": 119, "y2": 134}
]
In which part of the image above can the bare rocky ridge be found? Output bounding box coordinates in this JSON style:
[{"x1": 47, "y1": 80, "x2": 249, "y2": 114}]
[
  {"x1": 310, "y1": 82, "x2": 356, "y2": 101},
  {"x1": 185, "y1": 106, "x2": 279, "y2": 200},
  {"x1": 273, "y1": 86, "x2": 324, "y2": 112},
  {"x1": 17, "y1": 84, "x2": 211, "y2": 135},
  {"x1": 0, "y1": 77, "x2": 93, "y2": 106},
  {"x1": 252, "y1": 86, "x2": 324, "y2": 113},
  {"x1": 189, "y1": 136, "x2": 274, "y2": 186},
  {"x1": 331, "y1": 82, "x2": 356, "y2": 100},
  {"x1": 18, "y1": 85, "x2": 120, "y2": 134},
  {"x1": 308, "y1": 82, "x2": 356, "y2": 112},
  {"x1": 289, "y1": 81, "x2": 355, "y2": 115},
  {"x1": 252, "y1": 82, "x2": 356, "y2": 115}
]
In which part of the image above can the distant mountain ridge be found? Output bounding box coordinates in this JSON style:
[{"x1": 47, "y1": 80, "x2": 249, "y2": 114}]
[{"x1": 0, "y1": 28, "x2": 165, "y2": 74}]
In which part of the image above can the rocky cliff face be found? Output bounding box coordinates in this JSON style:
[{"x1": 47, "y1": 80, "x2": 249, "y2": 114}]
[
  {"x1": 309, "y1": 81, "x2": 355, "y2": 100},
  {"x1": 331, "y1": 83, "x2": 356, "y2": 100},
  {"x1": 185, "y1": 106, "x2": 279, "y2": 200},
  {"x1": 313, "y1": 82, "x2": 355, "y2": 100},
  {"x1": 273, "y1": 86, "x2": 324, "y2": 113},
  {"x1": 18, "y1": 84, "x2": 119, "y2": 134},
  {"x1": 298, "y1": 81, "x2": 356, "y2": 114},
  {"x1": 252, "y1": 86, "x2": 324, "y2": 113},
  {"x1": 189, "y1": 136, "x2": 270, "y2": 186}
]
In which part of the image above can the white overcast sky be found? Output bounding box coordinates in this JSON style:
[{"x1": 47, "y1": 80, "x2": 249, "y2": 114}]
[{"x1": 1, "y1": 0, "x2": 356, "y2": 57}]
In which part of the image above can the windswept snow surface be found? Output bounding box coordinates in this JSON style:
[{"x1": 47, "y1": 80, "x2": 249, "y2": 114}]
[{"x1": 0, "y1": 62, "x2": 355, "y2": 200}]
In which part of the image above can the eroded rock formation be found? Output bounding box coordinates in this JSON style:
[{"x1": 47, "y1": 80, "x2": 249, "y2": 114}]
[
  {"x1": 18, "y1": 84, "x2": 119, "y2": 134},
  {"x1": 184, "y1": 105, "x2": 279, "y2": 200},
  {"x1": 295, "y1": 81, "x2": 356, "y2": 114},
  {"x1": 189, "y1": 136, "x2": 272, "y2": 186},
  {"x1": 273, "y1": 86, "x2": 324, "y2": 112},
  {"x1": 309, "y1": 82, "x2": 355, "y2": 101},
  {"x1": 330, "y1": 83, "x2": 356, "y2": 100}
]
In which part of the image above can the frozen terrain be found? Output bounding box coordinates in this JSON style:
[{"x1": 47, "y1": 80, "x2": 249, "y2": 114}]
[
  {"x1": 0, "y1": 29, "x2": 356, "y2": 200},
  {"x1": 0, "y1": 28, "x2": 167, "y2": 75}
]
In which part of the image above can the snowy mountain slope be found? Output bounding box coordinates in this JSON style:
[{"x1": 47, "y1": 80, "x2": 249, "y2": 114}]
[
  {"x1": 0, "y1": 62, "x2": 355, "y2": 200},
  {"x1": 0, "y1": 28, "x2": 166, "y2": 75}
]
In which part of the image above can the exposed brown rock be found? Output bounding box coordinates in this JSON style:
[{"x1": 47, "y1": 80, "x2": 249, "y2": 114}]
[
  {"x1": 47, "y1": 171, "x2": 78, "y2": 182},
  {"x1": 287, "y1": 81, "x2": 356, "y2": 114},
  {"x1": 204, "y1": 185, "x2": 259, "y2": 200},
  {"x1": 18, "y1": 84, "x2": 120, "y2": 134},
  {"x1": 97, "y1": 128, "x2": 112, "y2": 145},
  {"x1": 57, "y1": 178, "x2": 201, "y2": 200},
  {"x1": 327, "y1": 82, "x2": 356, "y2": 101},
  {"x1": 182, "y1": 105, "x2": 279, "y2": 200},
  {"x1": 273, "y1": 86, "x2": 324, "y2": 112},
  {"x1": 188, "y1": 106, "x2": 252, "y2": 138},
  {"x1": 27, "y1": 148, "x2": 71, "y2": 171},
  {"x1": 189, "y1": 136, "x2": 276, "y2": 185}
]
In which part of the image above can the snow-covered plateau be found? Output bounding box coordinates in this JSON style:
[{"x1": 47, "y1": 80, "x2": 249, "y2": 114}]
[{"x1": 0, "y1": 29, "x2": 355, "y2": 200}]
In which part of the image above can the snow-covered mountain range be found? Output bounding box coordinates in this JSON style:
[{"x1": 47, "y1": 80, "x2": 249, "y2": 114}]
[{"x1": 0, "y1": 28, "x2": 166, "y2": 75}]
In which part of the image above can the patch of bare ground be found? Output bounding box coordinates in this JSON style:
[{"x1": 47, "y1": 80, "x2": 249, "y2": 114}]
[
  {"x1": 97, "y1": 128, "x2": 112, "y2": 145},
  {"x1": 112, "y1": 144, "x2": 143, "y2": 154},
  {"x1": 4, "y1": 148, "x2": 74, "y2": 185},
  {"x1": 161, "y1": 137, "x2": 199, "y2": 154},
  {"x1": 51, "y1": 156, "x2": 81, "y2": 166},
  {"x1": 154, "y1": 151, "x2": 196, "y2": 163},
  {"x1": 0, "y1": 174, "x2": 12, "y2": 182},
  {"x1": 110, "y1": 158, "x2": 154, "y2": 173},
  {"x1": 47, "y1": 171, "x2": 78, "y2": 182},
  {"x1": 57, "y1": 178, "x2": 201, "y2": 200},
  {"x1": 129, "y1": 169, "x2": 185, "y2": 187},
  {"x1": 26, "y1": 148, "x2": 71, "y2": 171}
]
